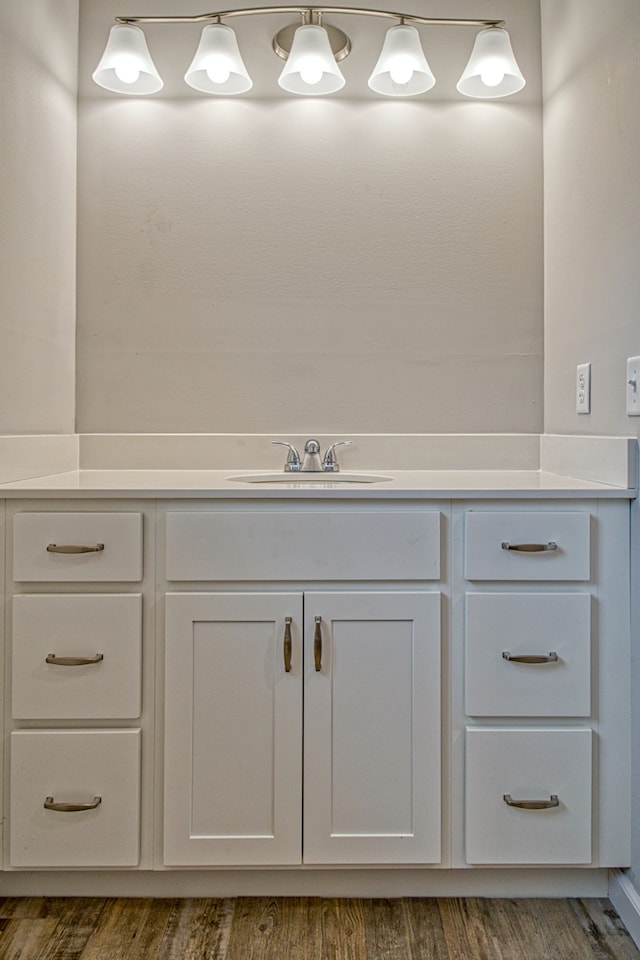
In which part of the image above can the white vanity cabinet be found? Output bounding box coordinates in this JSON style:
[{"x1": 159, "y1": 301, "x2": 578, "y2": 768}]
[
  {"x1": 0, "y1": 488, "x2": 631, "y2": 890},
  {"x1": 162, "y1": 506, "x2": 443, "y2": 867},
  {"x1": 5, "y1": 506, "x2": 146, "y2": 870},
  {"x1": 459, "y1": 502, "x2": 630, "y2": 869}
]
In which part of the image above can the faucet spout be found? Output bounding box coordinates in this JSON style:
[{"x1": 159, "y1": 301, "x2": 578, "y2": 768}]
[{"x1": 301, "y1": 439, "x2": 323, "y2": 472}]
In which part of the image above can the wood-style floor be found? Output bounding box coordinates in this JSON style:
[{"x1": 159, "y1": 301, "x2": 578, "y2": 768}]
[{"x1": 0, "y1": 896, "x2": 638, "y2": 960}]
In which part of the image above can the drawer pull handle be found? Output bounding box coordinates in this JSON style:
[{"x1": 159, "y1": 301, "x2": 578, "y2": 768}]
[
  {"x1": 44, "y1": 796, "x2": 102, "y2": 812},
  {"x1": 502, "y1": 651, "x2": 559, "y2": 664},
  {"x1": 46, "y1": 653, "x2": 104, "y2": 666},
  {"x1": 46, "y1": 543, "x2": 105, "y2": 554},
  {"x1": 314, "y1": 616, "x2": 322, "y2": 672},
  {"x1": 501, "y1": 541, "x2": 557, "y2": 553},
  {"x1": 504, "y1": 794, "x2": 559, "y2": 810},
  {"x1": 284, "y1": 617, "x2": 293, "y2": 673}
]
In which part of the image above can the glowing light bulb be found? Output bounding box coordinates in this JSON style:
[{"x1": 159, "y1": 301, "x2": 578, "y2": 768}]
[
  {"x1": 389, "y1": 57, "x2": 413, "y2": 86},
  {"x1": 299, "y1": 57, "x2": 324, "y2": 86},
  {"x1": 205, "y1": 57, "x2": 232, "y2": 84},
  {"x1": 480, "y1": 57, "x2": 505, "y2": 87},
  {"x1": 114, "y1": 57, "x2": 140, "y2": 85}
]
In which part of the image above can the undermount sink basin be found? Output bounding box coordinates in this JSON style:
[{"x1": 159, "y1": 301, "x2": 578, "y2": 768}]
[{"x1": 226, "y1": 472, "x2": 393, "y2": 484}]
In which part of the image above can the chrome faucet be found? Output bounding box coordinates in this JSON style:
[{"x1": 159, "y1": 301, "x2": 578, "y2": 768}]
[
  {"x1": 322, "y1": 440, "x2": 352, "y2": 472},
  {"x1": 272, "y1": 439, "x2": 352, "y2": 473}
]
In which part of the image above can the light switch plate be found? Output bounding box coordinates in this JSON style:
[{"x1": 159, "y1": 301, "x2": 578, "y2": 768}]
[
  {"x1": 576, "y1": 363, "x2": 591, "y2": 414},
  {"x1": 627, "y1": 356, "x2": 640, "y2": 416}
]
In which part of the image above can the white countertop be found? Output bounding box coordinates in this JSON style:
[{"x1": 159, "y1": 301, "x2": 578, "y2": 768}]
[{"x1": 0, "y1": 468, "x2": 633, "y2": 499}]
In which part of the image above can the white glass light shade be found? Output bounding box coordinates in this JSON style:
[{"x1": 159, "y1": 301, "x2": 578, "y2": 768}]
[
  {"x1": 185, "y1": 24, "x2": 252, "y2": 95},
  {"x1": 456, "y1": 27, "x2": 525, "y2": 99},
  {"x1": 92, "y1": 25, "x2": 163, "y2": 95},
  {"x1": 368, "y1": 24, "x2": 435, "y2": 97},
  {"x1": 278, "y1": 25, "x2": 345, "y2": 95}
]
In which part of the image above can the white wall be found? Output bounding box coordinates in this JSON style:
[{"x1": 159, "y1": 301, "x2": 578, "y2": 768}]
[
  {"x1": 0, "y1": 1, "x2": 78, "y2": 435},
  {"x1": 541, "y1": 0, "x2": 640, "y2": 901},
  {"x1": 542, "y1": 0, "x2": 640, "y2": 437},
  {"x1": 76, "y1": 0, "x2": 543, "y2": 435}
]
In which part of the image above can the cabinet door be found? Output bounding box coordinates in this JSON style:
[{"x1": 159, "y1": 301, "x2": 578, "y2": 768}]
[
  {"x1": 464, "y1": 593, "x2": 591, "y2": 717},
  {"x1": 303, "y1": 591, "x2": 441, "y2": 864},
  {"x1": 13, "y1": 512, "x2": 143, "y2": 582},
  {"x1": 465, "y1": 727, "x2": 592, "y2": 865},
  {"x1": 10, "y1": 729, "x2": 141, "y2": 868},
  {"x1": 164, "y1": 592, "x2": 303, "y2": 866},
  {"x1": 12, "y1": 594, "x2": 142, "y2": 720}
]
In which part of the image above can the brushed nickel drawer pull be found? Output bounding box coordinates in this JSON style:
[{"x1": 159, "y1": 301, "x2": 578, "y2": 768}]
[
  {"x1": 284, "y1": 617, "x2": 292, "y2": 673},
  {"x1": 502, "y1": 651, "x2": 559, "y2": 664},
  {"x1": 46, "y1": 653, "x2": 104, "y2": 666},
  {"x1": 44, "y1": 796, "x2": 102, "y2": 812},
  {"x1": 503, "y1": 794, "x2": 559, "y2": 810},
  {"x1": 314, "y1": 616, "x2": 322, "y2": 672},
  {"x1": 46, "y1": 543, "x2": 105, "y2": 554},
  {"x1": 501, "y1": 541, "x2": 558, "y2": 553}
]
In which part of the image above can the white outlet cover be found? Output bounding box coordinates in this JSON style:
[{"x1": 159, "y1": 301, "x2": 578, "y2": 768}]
[
  {"x1": 627, "y1": 356, "x2": 640, "y2": 416},
  {"x1": 576, "y1": 362, "x2": 591, "y2": 414}
]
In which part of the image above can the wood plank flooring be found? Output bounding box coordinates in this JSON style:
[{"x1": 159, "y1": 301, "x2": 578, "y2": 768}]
[{"x1": 0, "y1": 896, "x2": 638, "y2": 960}]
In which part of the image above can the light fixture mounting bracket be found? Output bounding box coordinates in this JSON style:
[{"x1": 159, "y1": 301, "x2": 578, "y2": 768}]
[
  {"x1": 114, "y1": 7, "x2": 505, "y2": 30},
  {"x1": 272, "y1": 21, "x2": 351, "y2": 61}
]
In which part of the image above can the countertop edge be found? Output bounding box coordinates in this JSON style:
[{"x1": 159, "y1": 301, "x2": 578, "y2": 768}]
[{"x1": 0, "y1": 469, "x2": 634, "y2": 499}]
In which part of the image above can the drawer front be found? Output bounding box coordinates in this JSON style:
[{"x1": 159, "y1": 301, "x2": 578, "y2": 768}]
[
  {"x1": 465, "y1": 593, "x2": 591, "y2": 717},
  {"x1": 465, "y1": 727, "x2": 592, "y2": 865},
  {"x1": 13, "y1": 512, "x2": 143, "y2": 582},
  {"x1": 464, "y1": 511, "x2": 590, "y2": 581},
  {"x1": 12, "y1": 594, "x2": 142, "y2": 720},
  {"x1": 166, "y1": 510, "x2": 441, "y2": 581},
  {"x1": 10, "y1": 729, "x2": 141, "y2": 867}
]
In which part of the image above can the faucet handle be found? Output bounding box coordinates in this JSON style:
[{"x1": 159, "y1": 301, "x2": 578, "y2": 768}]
[
  {"x1": 272, "y1": 441, "x2": 302, "y2": 472},
  {"x1": 322, "y1": 440, "x2": 352, "y2": 472}
]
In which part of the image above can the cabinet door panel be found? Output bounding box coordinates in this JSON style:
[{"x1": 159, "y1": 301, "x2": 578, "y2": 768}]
[
  {"x1": 166, "y1": 510, "x2": 440, "y2": 581},
  {"x1": 465, "y1": 727, "x2": 592, "y2": 865},
  {"x1": 464, "y1": 511, "x2": 590, "y2": 581},
  {"x1": 465, "y1": 593, "x2": 591, "y2": 717},
  {"x1": 164, "y1": 592, "x2": 303, "y2": 866},
  {"x1": 12, "y1": 594, "x2": 142, "y2": 719},
  {"x1": 13, "y1": 512, "x2": 143, "y2": 582},
  {"x1": 10, "y1": 729, "x2": 140, "y2": 868},
  {"x1": 303, "y1": 591, "x2": 441, "y2": 865}
]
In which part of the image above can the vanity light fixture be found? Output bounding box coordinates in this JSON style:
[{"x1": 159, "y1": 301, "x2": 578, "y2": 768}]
[
  {"x1": 93, "y1": 23, "x2": 164, "y2": 94},
  {"x1": 456, "y1": 26, "x2": 525, "y2": 99},
  {"x1": 184, "y1": 22, "x2": 253, "y2": 93},
  {"x1": 93, "y1": 6, "x2": 526, "y2": 100}
]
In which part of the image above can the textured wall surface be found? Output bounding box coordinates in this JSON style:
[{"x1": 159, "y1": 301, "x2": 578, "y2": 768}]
[
  {"x1": 0, "y1": 1, "x2": 78, "y2": 434},
  {"x1": 76, "y1": 0, "x2": 543, "y2": 434},
  {"x1": 542, "y1": 0, "x2": 640, "y2": 435},
  {"x1": 541, "y1": 0, "x2": 640, "y2": 900}
]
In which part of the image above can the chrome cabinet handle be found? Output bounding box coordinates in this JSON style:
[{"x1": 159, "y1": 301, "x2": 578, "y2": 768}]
[
  {"x1": 502, "y1": 651, "x2": 559, "y2": 664},
  {"x1": 44, "y1": 796, "x2": 102, "y2": 812},
  {"x1": 284, "y1": 617, "x2": 292, "y2": 673},
  {"x1": 314, "y1": 616, "x2": 322, "y2": 672},
  {"x1": 501, "y1": 541, "x2": 557, "y2": 553},
  {"x1": 46, "y1": 543, "x2": 105, "y2": 554},
  {"x1": 503, "y1": 794, "x2": 559, "y2": 810},
  {"x1": 46, "y1": 653, "x2": 104, "y2": 666}
]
